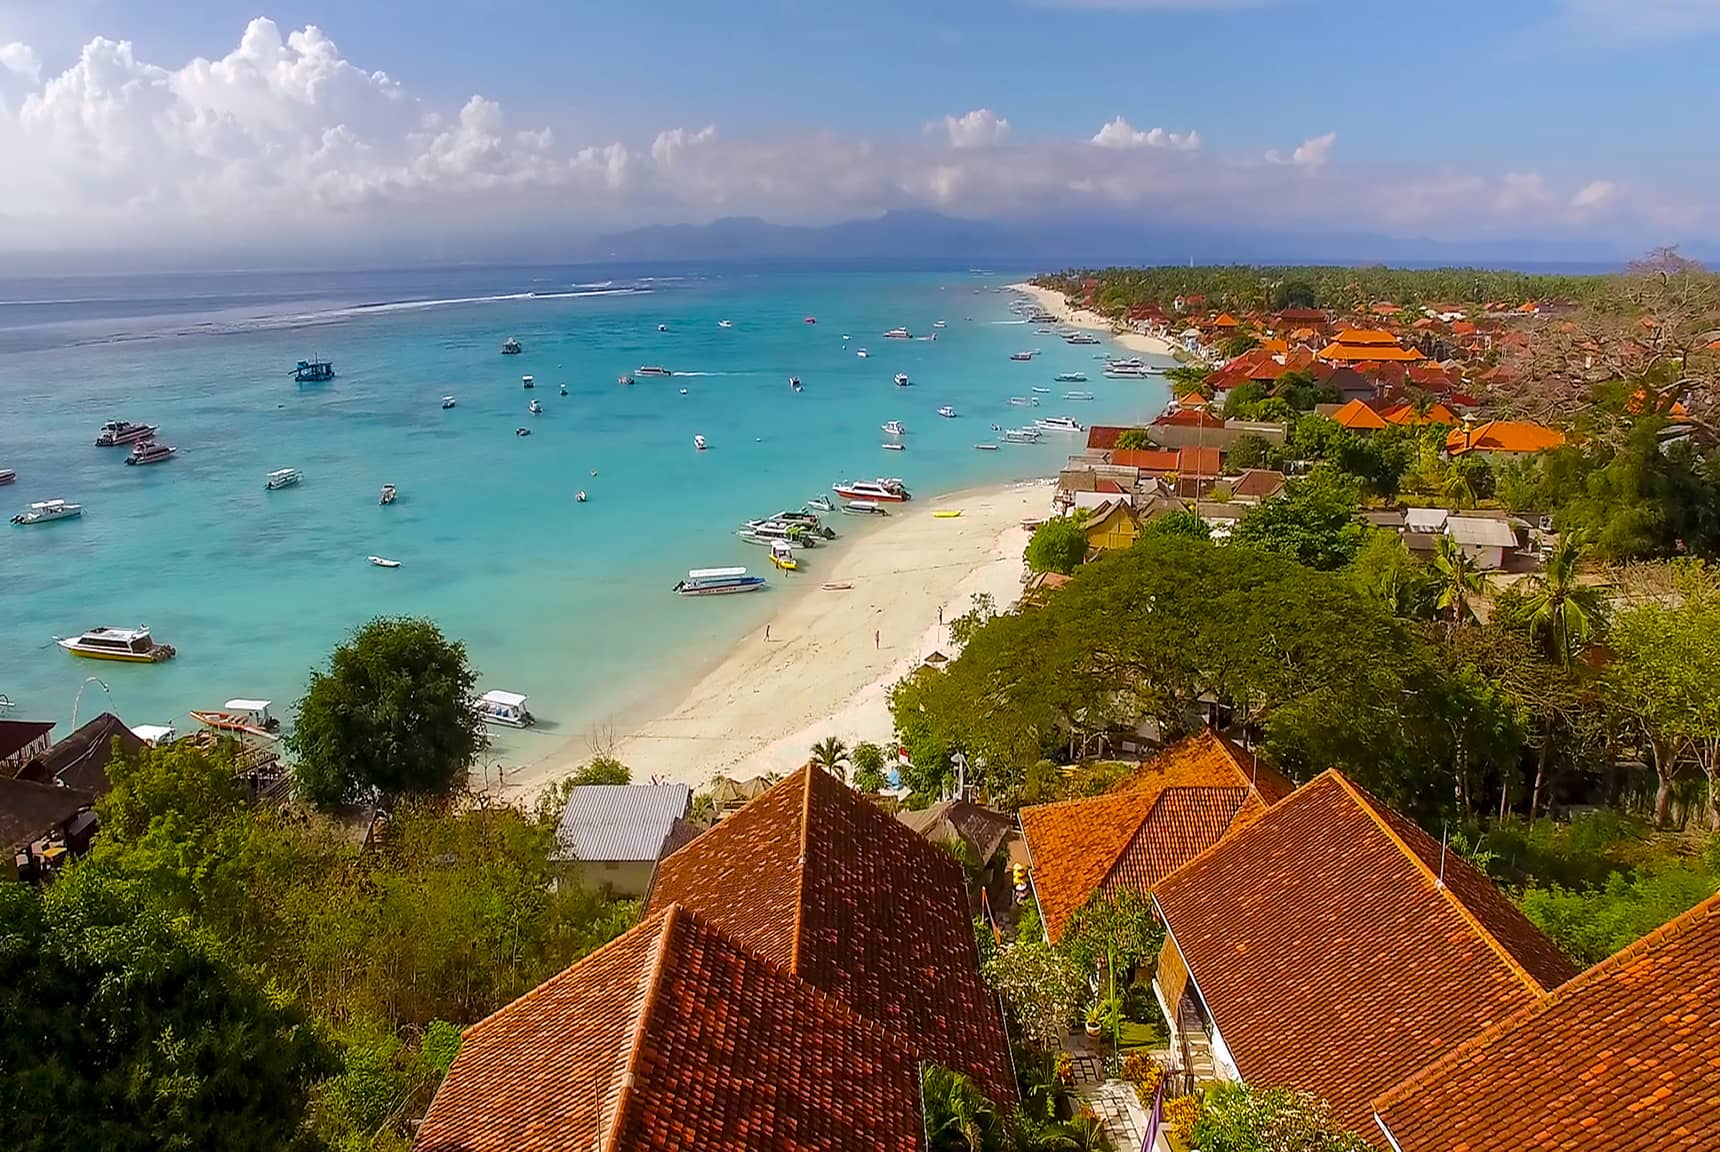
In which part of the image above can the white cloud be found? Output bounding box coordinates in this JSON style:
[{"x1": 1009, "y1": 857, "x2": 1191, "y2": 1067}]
[
  {"x1": 1090, "y1": 116, "x2": 1199, "y2": 151},
  {"x1": 1572, "y1": 179, "x2": 1617, "y2": 209},
  {"x1": 650, "y1": 124, "x2": 716, "y2": 166},
  {"x1": 935, "y1": 108, "x2": 1011, "y2": 149},
  {"x1": 0, "y1": 41, "x2": 39, "y2": 81},
  {"x1": 1495, "y1": 171, "x2": 1552, "y2": 213},
  {"x1": 1265, "y1": 131, "x2": 1337, "y2": 167}
]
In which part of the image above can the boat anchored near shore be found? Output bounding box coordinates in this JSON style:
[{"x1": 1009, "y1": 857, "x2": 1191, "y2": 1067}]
[
  {"x1": 56, "y1": 625, "x2": 175, "y2": 663},
  {"x1": 673, "y1": 567, "x2": 767, "y2": 596},
  {"x1": 95, "y1": 420, "x2": 157, "y2": 447},
  {"x1": 126, "y1": 440, "x2": 176, "y2": 465},
  {"x1": 12, "y1": 499, "x2": 82, "y2": 525},
  {"x1": 265, "y1": 468, "x2": 301, "y2": 490}
]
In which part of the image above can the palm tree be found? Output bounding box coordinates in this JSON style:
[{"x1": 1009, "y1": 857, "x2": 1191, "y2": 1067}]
[
  {"x1": 1522, "y1": 534, "x2": 1601, "y2": 664},
  {"x1": 1433, "y1": 535, "x2": 1492, "y2": 626},
  {"x1": 808, "y1": 736, "x2": 849, "y2": 781},
  {"x1": 921, "y1": 1065, "x2": 1003, "y2": 1152}
]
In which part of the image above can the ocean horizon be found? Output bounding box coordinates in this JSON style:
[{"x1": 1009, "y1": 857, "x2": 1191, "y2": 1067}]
[{"x1": 0, "y1": 263, "x2": 1168, "y2": 765}]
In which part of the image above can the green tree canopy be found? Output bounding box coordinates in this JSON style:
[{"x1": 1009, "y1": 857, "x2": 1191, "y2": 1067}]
[
  {"x1": 1114, "y1": 427, "x2": 1155, "y2": 451},
  {"x1": 1226, "y1": 432, "x2": 1276, "y2": 472},
  {"x1": 1140, "y1": 506, "x2": 1211, "y2": 542},
  {"x1": 1190, "y1": 1083, "x2": 1370, "y2": 1152},
  {"x1": 850, "y1": 741, "x2": 888, "y2": 792},
  {"x1": 1231, "y1": 469, "x2": 1368, "y2": 570},
  {"x1": 286, "y1": 616, "x2": 482, "y2": 808},
  {"x1": 1025, "y1": 517, "x2": 1089, "y2": 575}
]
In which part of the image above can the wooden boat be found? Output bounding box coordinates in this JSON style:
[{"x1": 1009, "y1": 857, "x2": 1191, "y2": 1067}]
[{"x1": 190, "y1": 699, "x2": 279, "y2": 740}]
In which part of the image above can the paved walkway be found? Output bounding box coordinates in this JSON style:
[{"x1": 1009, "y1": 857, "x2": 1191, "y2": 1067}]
[{"x1": 1074, "y1": 1076, "x2": 1148, "y2": 1149}]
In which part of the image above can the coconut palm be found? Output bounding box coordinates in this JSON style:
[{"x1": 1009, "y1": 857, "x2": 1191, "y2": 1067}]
[
  {"x1": 808, "y1": 735, "x2": 849, "y2": 781},
  {"x1": 921, "y1": 1065, "x2": 1005, "y2": 1152},
  {"x1": 1433, "y1": 534, "x2": 1492, "y2": 626},
  {"x1": 1522, "y1": 534, "x2": 1602, "y2": 664}
]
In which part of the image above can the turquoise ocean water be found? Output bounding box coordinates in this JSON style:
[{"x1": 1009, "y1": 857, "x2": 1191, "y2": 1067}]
[{"x1": 0, "y1": 265, "x2": 1167, "y2": 756}]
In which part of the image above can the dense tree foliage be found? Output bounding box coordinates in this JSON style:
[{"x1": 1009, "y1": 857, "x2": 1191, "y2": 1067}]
[
  {"x1": 1230, "y1": 470, "x2": 1369, "y2": 570},
  {"x1": 287, "y1": 617, "x2": 482, "y2": 807},
  {"x1": 1025, "y1": 516, "x2": 1090, "y2": 575},
  {"x1": 1190, "y1": 1083, "x2": 1370, "y2": 1152}
]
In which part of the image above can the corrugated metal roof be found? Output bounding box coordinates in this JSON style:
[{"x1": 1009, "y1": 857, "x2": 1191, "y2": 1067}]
[
  {"x1": 1447, "y1": 516, "x2": 1517, "y2": 548},
  {"x1": 556, "y1": 784, "x2": 691, "y2": 863}
]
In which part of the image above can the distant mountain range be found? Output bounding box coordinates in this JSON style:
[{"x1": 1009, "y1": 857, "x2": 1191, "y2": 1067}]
[{"x1": 574, "y1": 210, "x2": 1639, "y2": 272}]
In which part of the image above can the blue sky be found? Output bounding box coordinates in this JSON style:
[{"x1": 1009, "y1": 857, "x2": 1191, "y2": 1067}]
[{"x1": 0, "y1": 0, "x2": 1716, "y2": 257}]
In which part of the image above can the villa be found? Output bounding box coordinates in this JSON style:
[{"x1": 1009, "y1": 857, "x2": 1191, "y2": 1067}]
[
  {"x1": 552, "y1": 782, "x2": 692, "y2": 897},
  {"x1": 1318, "y1": 327, "x2": 1424, "y2": 364},
  {"x1": 1446, "y1": 419, "x2": 1567, "y2": 456}
]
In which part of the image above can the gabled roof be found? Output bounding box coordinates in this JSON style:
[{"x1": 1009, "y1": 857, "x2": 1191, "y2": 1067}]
[
  {"x1": 1380, "y1": 401, "x2": 1458, "y2": 426},
  {"x1": 1018, "y1": 732, "x2": 1292, "y2": 942},
  {"x1": 1320, "y1": 342, "x2": 1425, "y2": 363},
  {"x1": 415, "y1": 904, "x2": 925, "y2": 1152},
  {"x1": 0, "y1": 776, "x2": 96, "y2": 853},
  {"x1": 1333, "y1": 327, "x2": 1401, "y2": 345},
  {"x1": 16, "y1": 712, "x2": 143, "y2": 794},
  {"x1": 1086, "y1": 424, "x2": 1134, "y2": 451},
  {"x1": 1151, "y1": 772, "x2": 1576, "y2": 1137},
  {"x1": 1446, "y1": 516, "x2": 1517, "y2": 548},
  {"x1": 1230, "y1": 469, "x2": 1287, "y2": 501},
  {"x1": 897, "y1": 798, "x2": 1016, "y2": 865},
  {"x1": 647, "y1": 767, "x2": 1015, "y2": 1104},
  {"x1": 1446, "y1": 420, "x2": 1566, "y2": 456},
  {"x1": 1331, "y1": 398, "x2": 1388, "y2": 430},
  {"x1": 1371, "y1": 893, "x2": 1720, "y2": 1152},
  {"x1": 555, "y1": 784, "x2": 692, "y2": 863},
  {"x1": 0, "y1": 719, "x2": 54, "y2": 762}
]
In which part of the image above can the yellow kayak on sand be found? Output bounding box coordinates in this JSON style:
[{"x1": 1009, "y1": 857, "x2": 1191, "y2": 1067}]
[{"x1": 933, "y1": 509, "x2": 962, "y2": 518}]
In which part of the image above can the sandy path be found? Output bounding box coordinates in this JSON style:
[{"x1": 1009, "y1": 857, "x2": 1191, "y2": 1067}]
[{"x1": 1009, "y1": 281, "x2": 1179, "y2": 358}]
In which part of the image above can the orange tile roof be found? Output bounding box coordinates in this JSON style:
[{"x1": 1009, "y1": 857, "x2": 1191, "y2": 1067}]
[
  {"x1": 1086, "y1": 424, "x2": 1134, "y2": 451},
  {"x1": 1018, "y1": 732, "x2": 1292, "y2": 942},
  {"x1": 1112, "y1": 448, "x2": 1180, "y2": 472},
  {"x1": 1332, "y1": 398, "x2": 1388, "y2": 430},
  {"x1": 1176, "y1": 446, "x2": 1222, "y2": 479},
  {"x1": 1320, "y1": 342, "x2": 1425, "y2": 363},
  {"x1": 1381, "y1": 402, "x2": 1458, "y2": 426},
  {"x1": 1446, "y1": 420, "x2": 1566, "y2": 456},
  {"x1": 1333, "y1": 327, "x2": 1400, "y2": 345},
  {"x1": 415, "y1": 904, "x2": 925, "y2": 1152},
  {"x1": 1214, "y1": 312, "x2": 1240, "y2": 328},
  {"x1": 1373, "y1": 893, "x2": 1720, "y2": 1152},
  {"x1": 648, "y1": 767, "x2": 1015, "y2": 1104},
  {"x1": 1153, "y1": 408, "x2": 1225, "y2": 429},
  {"x1": 1151, "y1": 772, "x2": 1576, "y2": 1137}
]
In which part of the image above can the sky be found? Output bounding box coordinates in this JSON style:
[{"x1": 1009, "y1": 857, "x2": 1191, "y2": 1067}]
[{"x1": 1, "y1": 0, "x2": 1717, "y2": 263}]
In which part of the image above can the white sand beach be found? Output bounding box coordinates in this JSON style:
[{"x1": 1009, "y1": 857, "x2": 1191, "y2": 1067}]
[
  {"x1": 498, "y1": 480, "x2": 1054, "y2": 797},
  {"x1": 1009, "y1": 281, "x2": 1178, "y2": 358}
]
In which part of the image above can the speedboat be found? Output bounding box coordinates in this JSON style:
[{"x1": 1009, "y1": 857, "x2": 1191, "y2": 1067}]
[
  {"x1": 264, "y1": 468, "x2": 301, "y2": 490},
  {"x1": 718, "y1": 319, "x2": 733, "y2": 328},
  {"x1": 529, "y1": 399, "x2": 543, "y2": 414},
  {"x1": 0, "y1": 469, "x2": 13, "y2": 485},
  {"x1": 1031, "y1": 386, "x2": 1052, "y2": 394},
  {"x1": 619, "y1": 374, "x2": 635, "y2": 386},
  {"x1": 379, "y1": 484, "x2": 397, "y2": 505},
  {"x1": 1066, "y1": 333, "x2": 1101, "y2": 345},
  {"x1": 476, "y1": 690, "x2": 535, "y2": 727},
  {"x1": 11, "y1": 499, "x2": 81, "y2": 525},
  {"x1": 658, "y1": 323, "x2": 668, "y2": 332},
  {"x1": 694, "y1": 434, "x2": 708, "y2": 451},
  {"x1": 673, "y1": 567, "x2": 766, "y2": 596},
  {"x1": 1002, "y1": 428, "x2": 1043, "y2": 444},
  {"x1": 881, "y1": 443, "x2": 905, "y2": 451},
  {"x1": 804, "y1": 316, "x2": 817, "y2": 324},
  {"x1": 1065, "y1": 391, "x2": 1096, "y2": 400},
  {"x1": 937, "y1": 406, "x2": 957, "y2": 418},
  {"x1": 833, "y1": 478, "x2": 910, "y2": 502},
  {"x1": 190, "y1": 699, "x2": 279, "y2": 740},
  {"x1": 1055, "y1": 372, "x2": 1088, "y2": 383},
  {"x1": 882, "y1": 420, "x2": 906, "y2": 436},
  {"x1": 442, "y1": 395, "x2": 457, "y2": 409},
  {"x1": 1108, "y1": 358, "x2": 1146, "y2": 369},
  {"x1": 576, "y1": 490, "x2": 587, "y2": 503},
  {"x1": 56, "y1": 625, "x2": 175, "y2": 663},
  {"x1": 841, "y1": 500, "x2": 888, "y2": 516},
  {"x1": 95, "y1": 420, "x2": 158, "y2": 447},
  {"x1": 637, "y1": 365, "x2": 673, "y2": 377},
  {"x1": 679, "y1": 388, "x2": 688, "y2": 395},
  {"x1": 932, "y1": 320, "x2": 947, "y2": 329},
  {"x1": 125, "y1": 440, "x2": 176, "y2": 465},
  {"x1": 883, "y1": 327, "x2": 910, "y2": 339},
  {"x1": 560, "y1": 382, "x2": 568, "y2": 396},
  {"x1": 1105, "y1": 364, "x2": 1151, "y2": 378},
  {"x1": 369, "y1": 555, "x2": 401, "y2": 568},
  {"x1": 856, "y1": 348, "x2": 870, "y2": 358},
  {"x1": 1034, "y1": 415, "x2": 1084, "y2": 433},
  {"x1": 790, "y1": 376, "x2": 803, "y2": 392},
  {"x1": 769, "y1": 539, "x2": 799, "y2": 571},
  {"x1": 894, "y1": 373, "x2": 910, "y2": 387},
  {"x1": 1009, "y1": 351, "x2": 1035, "y2": 361},
  {"x1": 805, "y1": 495, "x2": 835, "y2": 513},
  {"x1": 501, "y1": 337, "x2": 522, "y2": 355},
  {"x1": 523, "y1": 375, "x2": 535, "y2": 389}
]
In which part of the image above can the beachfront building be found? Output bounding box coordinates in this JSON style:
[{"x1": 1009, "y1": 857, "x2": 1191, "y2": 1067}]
[
  {"x1": 1370, "y1": 893, "x2": 1720, "y2": 1151},
  {"x1": 0, "y1": 720, "x2": 55, "y2": 774},
  {"x1": 1017, "y1": 732, "x2": 1293, "y2": 946},
  {"x1": 553, "y1": 782, "x2": 692, "y2": 897},
  {"x1": 1149, "y1": 772, "x2": 1575, "y2": 1135}
]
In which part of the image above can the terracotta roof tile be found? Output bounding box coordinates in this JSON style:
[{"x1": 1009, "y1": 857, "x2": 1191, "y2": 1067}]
[
  {"x1": 1446, "y1": 420, "x2": 1566, "y2": 455},
  {"x1": 416, "y1": 905, "x2": 925, "y2": 1151},
  {"x1": 1230, "y1": 469, "x2": 1287, "y2": 500},
  {"x1": 1332, "y1": 398, "x2": 1388, "y2": 430},
  {"x1": 1372, "y1": 893, "x2": 1720, "y2": 1152},
  {"x1": 1019, "y1": 732, "x2": 1291, "y2": 941},
  {"x1": 649, "y1": 768, "x2": 1016, "y2": 1105},
  {"x1": 1086, "y1": 425, "x2": 1133, "y2": 451},
  {"x1": 1151, "y1": 772, "x2": 1574, "y2": 1138}
]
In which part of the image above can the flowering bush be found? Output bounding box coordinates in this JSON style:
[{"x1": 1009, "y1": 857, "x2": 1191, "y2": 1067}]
[
  {"x1": 1188, "y1": 1083, "x2": 1368, "y2": 1152},
  {"x1": 1164, "y1": 1094, "x2": 1201, "y2": 1140},
  {"x1": 1055, "y1": 1052, "x2": 1074, "y2": 1084},
  {"x1": 1122, "y1": 1051, "x2": 1162, "y2": 1086}
]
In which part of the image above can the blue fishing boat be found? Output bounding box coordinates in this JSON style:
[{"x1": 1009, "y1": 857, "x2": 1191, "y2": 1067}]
[
  {"x1": 672, "y1": 566, "x2": 766, "y2": 596},
  {"x1": 291, "y1": 358, "x2": 334, "y2": 383}
]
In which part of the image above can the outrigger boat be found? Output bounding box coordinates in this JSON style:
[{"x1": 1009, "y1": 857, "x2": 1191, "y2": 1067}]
[
  {"x1": 190, "y1": 699, "x2": 280, "y2": 740},
  {"x1": 673, "y1": 567, "x2": 766, "y2": 596},
  {"x1": 56, "y1": 625, "x2": 175, "y2": 663},
  {"x1": 840, "y1": 500, "x2": 888, "y2": 516}
]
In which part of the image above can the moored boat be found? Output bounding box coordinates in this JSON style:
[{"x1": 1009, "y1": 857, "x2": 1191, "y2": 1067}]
[
  {"x1": 529, "y1": 399, "x2": 543, "y2": 414},
  {"x1": 790, "y1": 376, "x2": 803, "y2": 392},
  {"x1": 95, "y1": 420, "x2": 158, "y2": 447},
  {"x1": 804, "y1": 495, "x2": 835, "y2": 513},
  {"x1": 11, "y1": 499, "x2": 82, "y2": 525},
  {"x1": 265, "y1": 468, "x2": 301, "y2": 490},
  {"x1": 1034, "y1": 415, "x2": 1084, "y2": 433},
  {"x1": 769, "y1": 540, "x2": 799, "y2": 571},
  {"x1": 833, "y1": 478, "x2": 911, "y2": 502},
  {"x1": 56, "y1": 625, "x2": 175, "y2": 663},
  {"x1": 477, "y1": 690, "x2": 534, "y2": 726},
  {"x1": 673, "y1": 567, "x2": 766, "y2": 596},
  {"x1": 125, "y1": 440, "x2": 176, "y2": 465},
  {"x1": 522, "y1": 375, "x2": 535, "y2": 389},
  {"x1": 856, "y1": 348, "x2": 870, "y2": 358},
  {"x1": 1001, "y1": 428, "x2": 1042, "y2": 444},
  {"x1": 694, "y1": 434, "x2": 708, "y2": 451},
  {"x1": 932, "y1": 320, "x2": 947, "y2": 328},
  {"x1": 883, "y1": 327, "x2": 910, "y2": 339},
  {"x1": 619, "y1": 374, "x2": 635, "y2": 386},
  {"x1": 291, "y1": 359, "x2": 335, "y2": 382},
  {"x1": 718, "y1": 319, "x2": 733, "y2": 328},
  {"x1": 894, "y1": 373, "x2": 910, "y2": 387},
  {"x1": 840, "y1": 500, "x2": 888, "y2": 516},
  {"x1": 442, "y1": 395, "x2": 457, "y2": 409},
  {"x1": 501, "y1": 337, "x2": 522, "y2": 355},
  {"x1": 190, "y1": 699, "x2": 279, "y2": 740},
  {"x1": 973, "y1": 443, "x2": 999, "y2": 451},
  {"x1": 369, "y1": 555, "x2": 401, "y2": 568},
  {"x1": 882, "y1": 420, "x2": 906, "y2": 436},
  {"x1": 937, "y1": 406, "x2": 957, "y2": 418},
  {"x1": 1065, "y1": 333, "x2": 1101, "y2": 345},
  {"x1": 1054, "y1": 372, "x2": 1088, "y2": 383},
  {"x1": 379, "y1": 484, "x2": 397, "y2": 505},
  {"x1": 1064, "y1": 391, "x2": 1096, "y2": 400},
  {"x1": 1009, "y1": 351, "x2": 1035, "y2": 361},
  {"x1": 881, "y1": 442, "x2": 905, "y2": 451},
  {"x1": 0, "y1": 469, "x2": 13, "y2": 485}
]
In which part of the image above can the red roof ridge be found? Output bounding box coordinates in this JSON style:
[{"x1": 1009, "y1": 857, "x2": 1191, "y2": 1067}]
[
  {"x1": 1370, "y1": 891, "x2": 1720, "y2": 1136},
  {"x1": 601, "y1": 902, "x2": 684, "y2": 1152},
  {"x1": 790, "y1": 766, "x2": 814, "y2": 974},
  {"x1": 1324, "y1": 772, "x2": 1547, "y2": 999}
]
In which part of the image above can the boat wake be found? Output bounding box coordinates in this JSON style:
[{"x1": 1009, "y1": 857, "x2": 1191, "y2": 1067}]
[{"x1": 991, "y1": 319, "x2": 1029, "y2": 325}]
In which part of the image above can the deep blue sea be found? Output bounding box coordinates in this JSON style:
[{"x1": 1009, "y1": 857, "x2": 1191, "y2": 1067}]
[{"x1": 0, "y1": 264, "x2": 1167, "y2": 756}]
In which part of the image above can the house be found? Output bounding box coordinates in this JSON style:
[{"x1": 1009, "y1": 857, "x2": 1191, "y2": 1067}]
[
  {"x1": 15, "y1": 712, "x2": 145, "y2": 795},
  {"x1": 554, "y1": 783, "x2": 692, "y2": 897},
  {"x1": 1227, "y1": 469, "x2": 1287, "y2": 504},
  {"x1": 1370, "y1": 892, "x2": 1720, "y2": 1152},
  {"x1": 1019, "y1": 732, "x2": 1293, "y2": 945},
  {"x1": 2, "y1": 776, "x2": 96, "y2": 881},
  {"x1": 1446, "y1": 420, "x2": 1566, "y2": 456},
  {"x1": 1404, "y1": 507, "x2": 1449, "y2": 534},
  {"x1": 897, "y1": 798, "x2": 1016, "y2": 871},
  {"x1": 647, "y1": 766, "x2": 1016, "y2": 1105},
  {"x1": 1195, "y1": 501, "x2": 1244, "y2": 539},
  {"x1": 1318, "y1": 328, "x2": 1424, "y2": 363},
  {"x1": 414, "y1": 904, "x2": 928, "y2": 1152},
  {"x1": 1083, "y1": 499, "x2": 1141, "y2": 553},
  {"x1": 1331, "y1": 398, "x2": 1388, "y2": 432},
  {"x1": 1380, "y1": 401, "x2": 1458, "y2": 426},
  {"x1": 0, "y1": 720, "x2": 54, "y2": 774},
  {"x1": 1150, "y1": 772, "x2": 1575, "y2": 1138},
  {"x1": 1445, "y1": 515, "x2": 1518, "y2": 570}
]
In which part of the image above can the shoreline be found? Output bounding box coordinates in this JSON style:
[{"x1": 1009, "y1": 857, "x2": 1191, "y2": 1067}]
[
  {"x1": 1007, "y1": 281, "x2": 1178, "y2": 358},
  {"x1": 496, "y1": 479, "x2": 1053, "y2": 797}
]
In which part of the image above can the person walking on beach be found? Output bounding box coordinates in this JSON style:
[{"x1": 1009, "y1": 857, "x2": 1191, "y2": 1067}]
[
  {"x1": 766, "y1": 624, "x2": 771, "y2": 642},
  {"x1": 874, "y1": 629, "x2": 880, "y2": 650}
]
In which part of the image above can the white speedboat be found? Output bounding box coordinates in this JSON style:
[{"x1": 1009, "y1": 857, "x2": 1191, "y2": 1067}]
[
  {"x1": 1034, "y1": 415, "x2": 1084, "y2": 433},
  {"x1": 882, "y1": 442, "x2": 905, "y2": 451},
  {"x1": 1055, "y1": 372, "x2": 1088, "y2": 383},
  {"x1": 95, "y1": 420, "x2": 158, "y2": 447},
  {"x1": 56, "y1": 625, "x2": 175, "y2": 663},
  {"x1": 637, "y1": 365, "x2": 673, "y2": 377},
  {"x1": 1002, "y1": 428, "x2": 1042, "y2": 444},
  {"x1": 883, "y1": 327, "x2": 910, "y2": 339},
  {"x1": 1010, "y1": 351, "x2": 1035, "y2": 361},
  {"x1": 718, "y1": 319, "x2": 733, "y2": 328},
  {"x1": 856, "y1": 348, "x2": 870, "y2": 358},
  {"x1": 673, "y1": 567, "x2": 766, "y2": 595},
  {"x1": 501, "y1": 337, "x2": 522, "y2": 355},
  {"x1": 932, "y1": 320, "x2": 947, "y2": 328},
  {"x1": 1066, "y1": 333, "x2": 1101, "y2": 345},
  {"x1": 1064, "y1": 391, "x2": 1096, "y2": 400},
  {"x1": 805, "y1": 495, "x2": 835, "y2": 513},
  {"x1": 379, "y1": 484, "x2": 397, "y2": 505},
  {"x1": 893, "y1": 373, "x2": 910, "y2": 387},
  {"x1": 790, "y1": 376, "x2": 803, "y2": 392},
  {"x1": 11, "y1": 499, "x2": 81, "y2": 525},
  {"x1": 125, "y1": 440, "x2": 176, "y2": 465},
  {"x1": 265, "y1": 468, "x2": 301, "y2": 490},
  {"x1": 476, "y1": 689, "x2": 534, "y2": 726},
  {"x1": 0, "y1": 469, "x2": 13, "y2": 485},
  {"x1": 1008, "y1": 396, "x2": 1035, "y2": 407},
  {"x1": 529, "y1": 399, "x2": 543, "y2": 414},
  {"x1": 882, "y1": 420, "x2": 906, "y2": 436},
  {"x1": 441, "y1": 395, "x2": 457, "y2": 409},
  {"x1": 937, "y1": 406, "x2": 957, "y2": 418},
  {"x1": 657, "y1": 323, "x2": 668, "y2": 332},
  {"x1": 694, "y1": 434, "x2": 708, "y2": 451},
  {"x1": 522, "y1": 375, "x2": 535, "y2": 390},
  {"x1": 369, "y1": 555, "x2": 400, "y2": 568},
  {"x1": 1031, "y1": 386, "x2": 1053, "y2": 394},
  {"x1": 833, "y1": 478, "x2": 911, "y2": 502}
]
